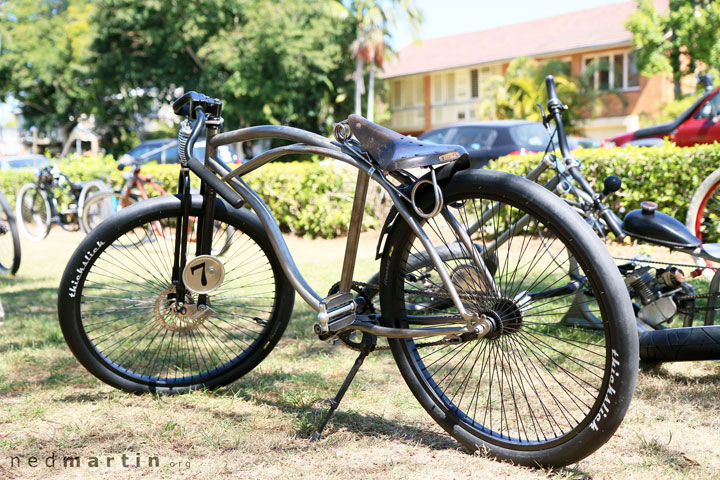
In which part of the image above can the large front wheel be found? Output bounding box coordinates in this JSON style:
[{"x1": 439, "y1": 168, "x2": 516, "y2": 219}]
[
  {"x1": 58, "y1": 194, "x2": 295, "y2": 393},
  {"x1": 379, "y1": 169, "x2": 638, "y2": 467}
]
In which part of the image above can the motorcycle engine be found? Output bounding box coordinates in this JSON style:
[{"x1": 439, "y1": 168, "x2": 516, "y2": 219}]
[{"x1": 623, "y1": 264, "x2": 696, "y2": 327}]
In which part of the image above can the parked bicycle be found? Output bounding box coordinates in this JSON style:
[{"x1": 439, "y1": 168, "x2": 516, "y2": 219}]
[
  {"x1": 16, "y1": 165, "x2": 108, "y2": 240},
  {"x1": 505, "y1": 76, "x2": 720, "y2": 363},
  {"x1": 79, "y1": 155, "x2": 169, "y2": 232},
  {"x1": 80, "y1": 155, "x2": 234, "y2": 255},
  {"x1": 0, "y1": 191, "x2": 20, "y2": 275},
  {"x1": 58, "y1": 91, "x2": 638, "y2": 467}
]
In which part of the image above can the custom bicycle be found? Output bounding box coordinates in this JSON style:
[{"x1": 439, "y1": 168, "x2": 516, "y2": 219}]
[
  {"x1": 58, "y1": 92, "x2": 638, "y2": 467},
  {"x1": 16, "y1": 165, "x2": 108, "y2": 240},
  {"x1": 79, "y1": 155, "x2": 169, "y2": 232},
  {"x1": 505, "y1": 76, "x2": 720, "y2": 363}
]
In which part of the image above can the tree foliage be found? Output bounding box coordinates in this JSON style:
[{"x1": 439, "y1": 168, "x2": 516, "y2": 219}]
[
  {"x1": 1, "y1": 0, "x2": 377, "y2": 153},
  {"x1": 626, "y1": 0, "x2": 720, "y2": 99},
  {"x1": 0, "y1": 0, "x2": 94, "y2": 133},
  {"x1": 90, "y1": 0, "x2": 357, "y2": 152},
  {"x1": 476, "y1": 57, "x2": 617, "y2": 134}
]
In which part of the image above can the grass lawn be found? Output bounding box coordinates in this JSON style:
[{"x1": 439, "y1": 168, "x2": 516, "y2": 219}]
[{"x1": 0, "y1": 227, "x2": 718, "y2": 479}]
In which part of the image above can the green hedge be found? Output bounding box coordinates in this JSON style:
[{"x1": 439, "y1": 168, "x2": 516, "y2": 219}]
[
  {"x1": 6, "y1": 143, "x2": 715, "y2": 238},
  {"x1": 0, "y1": 155, "x2": 379, "y2": 239},
  {"x1": 491, "y1": 142, "x2": 720, "y2": 222}
]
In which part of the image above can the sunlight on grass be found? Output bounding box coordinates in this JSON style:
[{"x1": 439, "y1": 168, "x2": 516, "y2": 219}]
[{"x1": 0, "y1": 228, "x2": 718, "y2": 479}]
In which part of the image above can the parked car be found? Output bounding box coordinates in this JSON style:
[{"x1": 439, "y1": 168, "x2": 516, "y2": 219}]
[
  {"x1": 608, "y1": 76, "x2": 719, "y2": 147},
  {"x1": 419, "y1": 121, "x2": 598, "y2": 168},
  {"x1": 124, "y1": 138, "x2": 238, "y2": 165},
  {"x1": 418, "y1": 121, "x2": 546, "y2": 167},
  {"x1": 0, "y1": 154, "x2": 51, "y2": 170}
]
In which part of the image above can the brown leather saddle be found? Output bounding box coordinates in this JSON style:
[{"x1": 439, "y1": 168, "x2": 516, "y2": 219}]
[{"x1": 347, "y1": 114, "x2": 468, "y2": 171}]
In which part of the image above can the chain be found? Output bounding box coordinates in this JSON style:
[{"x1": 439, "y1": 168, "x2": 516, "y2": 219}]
[
  {"x1": 613, "y1": 256, "x2": 710, "y2": 270},
  {"x1": 675, "y1": 292, "x2": 720, "y2": 302}
]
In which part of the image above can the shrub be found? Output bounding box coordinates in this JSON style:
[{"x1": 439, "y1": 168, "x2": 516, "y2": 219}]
[
  {"x1": 491, "y1": 142, "x2": 720, "y2": 221},
  {"x1": 0, "y1": 155, "x2": 379, "y2": 239}
]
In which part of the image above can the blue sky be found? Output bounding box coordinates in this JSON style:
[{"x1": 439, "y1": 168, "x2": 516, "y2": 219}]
[{"x1": 390, "y1": 0, "x2": 627, "y2": 49}]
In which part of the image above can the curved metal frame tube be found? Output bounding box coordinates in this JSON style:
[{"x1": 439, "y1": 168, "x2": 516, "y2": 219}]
[
  {"x1": 210, "y1": 125, "x2": 337, "y2": 150},
  {"x1": 205, "y1": 125, "x2": 474, "y2": 320},
  {"x1": 223, "y1": 144, "x2": 346, "y2": 181}
]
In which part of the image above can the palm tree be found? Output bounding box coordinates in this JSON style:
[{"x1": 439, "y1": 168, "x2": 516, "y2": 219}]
[
  {"x1": 343, "y1": 0, "x2": 421, "y2": 120},
  {"x1": 477, "y1": 57, "x2": 624, "y2": 134}
]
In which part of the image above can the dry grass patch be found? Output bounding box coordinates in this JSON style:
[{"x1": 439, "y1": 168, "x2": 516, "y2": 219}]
[{"x1": 0, "y1": 229, "x2": 718, "y2": 479}]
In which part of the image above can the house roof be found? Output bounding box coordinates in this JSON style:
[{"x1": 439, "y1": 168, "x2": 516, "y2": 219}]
[{"x1": 384, "y1": 1, "x2": 667, "y2": 79}]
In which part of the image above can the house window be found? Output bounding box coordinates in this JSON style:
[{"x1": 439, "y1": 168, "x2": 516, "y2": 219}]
[
  {"x1": 446, "y1": 73, "x2": 455, "y2": 101},
  {"x1": 627, "y1": 51, "x2": 639, "y2": 87},
  {"x1": 470, "y1": 69, "x2": 479, "y2": 98},
  {"x1": 613, "y1": 54, "x2": 623, "y2": 90},
  {"x1": 433, "y1": 74, "x2": 443, "y2": 103},
  {"x1": 416, "y1": 77, "x2": 425, "y2": 105},
  {"x1": 582, "y1": 51, "x2": 640, "y2": 91},
  {"x1": 598, "y1": 57, "x2": 610, "y2": 90},
  {"x1": 391, "y1": 80, "x2": 402, "y2": 108}
]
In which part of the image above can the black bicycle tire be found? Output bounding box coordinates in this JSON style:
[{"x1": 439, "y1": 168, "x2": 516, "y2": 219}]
[
  {"x1": 0, "y1": 191, "x2": 21, "y2": 274},
  {"x1": 16, "y1": 183, "x2": 51, "y2": 240},
  {"x1": 78, "y1": 180, "x2": 111, "y2": 235},
  {"x1": 639, "y1": 326, "x2": 720, "y2": 362},
  {"x1": 58, "y1": 194, "x2": 295, "y2": 393},
  {"x1": 79, "y1": 190, "x2": 140, "y2": 233},
  {"x1": 379, "y1": 169, "x2": 638, "y2": 467}
]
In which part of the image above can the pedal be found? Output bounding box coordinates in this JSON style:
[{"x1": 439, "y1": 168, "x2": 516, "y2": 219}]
[{"x1": 315, "y1": 292, "x2": 356, "y2": 334}]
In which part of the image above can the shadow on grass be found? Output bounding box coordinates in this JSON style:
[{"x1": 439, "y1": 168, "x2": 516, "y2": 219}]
[
  {"x1": 0, "y1": 285, "x2": 59, "y2": 316},
  {"x1": 214, "y1": 370, "x2": 459, "y2": 452},
  {"x1": 637, "y1": 362, "x2": 720, "y2": 409}
]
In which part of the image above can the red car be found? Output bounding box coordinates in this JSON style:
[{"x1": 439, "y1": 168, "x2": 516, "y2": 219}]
[{"x1": 608, "y1": 76, "x2": 719, "y2": 147}]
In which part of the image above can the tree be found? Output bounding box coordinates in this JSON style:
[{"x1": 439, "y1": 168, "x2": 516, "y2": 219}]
[
  {"x1": 1, "y1": 0, "x2": 361, "y2": 153},
  {"x1": 626, "y1": 0, "x2": 720, "y2": 99},
  {"x1": 477, "y1": 57, "x2": 619, "y2": 134},
  {"x1": 342, "y1": 0, "x2": 421, "y2": 120},
  {"x1": 89, "y1": 0, "x2": 358, "y2": 152},
  {"x1": 0, "y1": 0, "x2": 94, "y2": 136}
]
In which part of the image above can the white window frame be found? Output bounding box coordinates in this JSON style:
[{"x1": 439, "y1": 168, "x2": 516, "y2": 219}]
[{"x1": 581, "y1": 50, "x2": 640, "y2": 92}]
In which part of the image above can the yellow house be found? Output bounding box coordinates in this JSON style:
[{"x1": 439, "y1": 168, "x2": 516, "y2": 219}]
[{"x1": 383, "y1": 0, "x2": 674, "y2": 140}]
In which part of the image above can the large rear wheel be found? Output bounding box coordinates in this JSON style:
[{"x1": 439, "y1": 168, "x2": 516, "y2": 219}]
[{"x1": 379, "y1": 169, "x2": 638, "y2": 467}]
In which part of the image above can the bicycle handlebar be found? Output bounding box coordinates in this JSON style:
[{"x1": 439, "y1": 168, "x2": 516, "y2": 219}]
[
  {"x1": 177, "y1": 106, "x2": 244, "y2": 208},
  {"x1": 544, "y1": 75, "x2": 625, "y2": 240},
  {"x1": 545, "y1": 76, "x2": 560, "y2": 105}
]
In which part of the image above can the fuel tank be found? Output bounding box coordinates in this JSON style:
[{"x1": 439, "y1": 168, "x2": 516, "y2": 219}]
[{"x1": 621, "y1": 201, "x2": 701, "y2": 249}]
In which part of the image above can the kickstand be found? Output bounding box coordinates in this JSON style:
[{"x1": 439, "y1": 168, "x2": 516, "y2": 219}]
[{"x1": 310, "y1": 332, "x2": 377, "y2": 441}]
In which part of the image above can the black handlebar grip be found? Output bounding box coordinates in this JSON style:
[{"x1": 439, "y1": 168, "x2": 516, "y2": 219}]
[
  {"x1": 186, "y1": 157, "x2": 244, "y2": 208},
  {"x1": 545, "y1": 75, "x2": 559, "y2": 102},
  {"x1": 172, "y1": 91, "x2": 223, "y2": 119},
  {"x1": 603, "y1": 175, "x2": 622, "y2": 196}
]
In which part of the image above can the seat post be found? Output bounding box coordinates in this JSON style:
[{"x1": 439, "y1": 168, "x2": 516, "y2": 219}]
[{"x1": 339, "y1": 170, "x2": 370, "y2": 292}]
